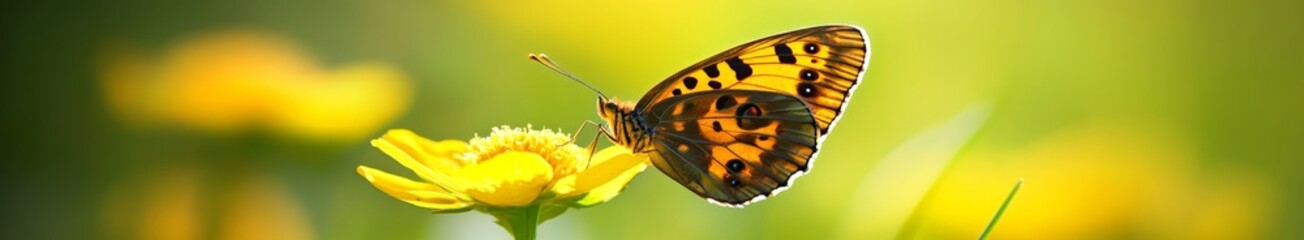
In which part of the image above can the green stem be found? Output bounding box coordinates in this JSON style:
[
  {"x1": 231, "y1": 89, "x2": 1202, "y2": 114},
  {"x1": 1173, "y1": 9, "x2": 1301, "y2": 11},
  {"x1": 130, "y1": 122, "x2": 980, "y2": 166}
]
[
  {"x1": 512, "y1": 204, "x2": 540, "y2": 240},
  {"x1": 490, "y1": 204, "x2": 541, "y2": 240},
  {"x1": 979, "y1": 179, "x2": 1023, "y2": 240}
]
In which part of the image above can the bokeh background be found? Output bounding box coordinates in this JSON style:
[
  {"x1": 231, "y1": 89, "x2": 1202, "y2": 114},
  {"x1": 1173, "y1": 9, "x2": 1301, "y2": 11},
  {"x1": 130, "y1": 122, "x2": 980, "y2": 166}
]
[{"x1": 2, "y1": 0, "x2": 1301, "y2": 239}]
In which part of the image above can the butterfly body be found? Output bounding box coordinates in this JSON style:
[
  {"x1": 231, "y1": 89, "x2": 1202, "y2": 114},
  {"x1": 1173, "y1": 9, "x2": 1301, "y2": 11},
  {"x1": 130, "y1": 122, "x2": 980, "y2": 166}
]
[
  {"x1": 591, "y1": 25, "x2": 870, "y2": 207},
  {"x1": 597, "y1": 98, "x2": 654, "y2": 153}
]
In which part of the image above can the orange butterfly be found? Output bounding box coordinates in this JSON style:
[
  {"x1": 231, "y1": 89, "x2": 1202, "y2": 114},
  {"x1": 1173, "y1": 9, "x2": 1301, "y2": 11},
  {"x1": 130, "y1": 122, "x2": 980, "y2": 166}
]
[{"x1": 531, "y1": 25, "x2": 870, "y2": 207}]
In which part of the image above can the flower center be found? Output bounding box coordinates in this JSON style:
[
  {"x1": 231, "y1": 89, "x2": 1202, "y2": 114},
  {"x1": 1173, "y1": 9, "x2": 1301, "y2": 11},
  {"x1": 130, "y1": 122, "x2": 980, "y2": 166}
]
[{"x1": 457, "y1": 125, "x2": 584, "y2": 177}]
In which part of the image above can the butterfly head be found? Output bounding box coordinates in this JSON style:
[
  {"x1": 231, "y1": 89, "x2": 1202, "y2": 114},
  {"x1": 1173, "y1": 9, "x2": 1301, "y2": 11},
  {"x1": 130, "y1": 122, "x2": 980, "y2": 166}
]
[
  {"x1": 596, "y1": 96, "x2": 634, "y2": 120},
  {"x1": 597, "y1": 96, "x2": 651, "y2": 151}
]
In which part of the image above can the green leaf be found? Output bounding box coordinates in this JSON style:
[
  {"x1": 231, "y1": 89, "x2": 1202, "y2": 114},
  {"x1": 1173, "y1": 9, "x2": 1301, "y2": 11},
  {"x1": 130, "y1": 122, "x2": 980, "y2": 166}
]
[{"x1": 537, "y1": 202, "x2": 571, "y2": 224}]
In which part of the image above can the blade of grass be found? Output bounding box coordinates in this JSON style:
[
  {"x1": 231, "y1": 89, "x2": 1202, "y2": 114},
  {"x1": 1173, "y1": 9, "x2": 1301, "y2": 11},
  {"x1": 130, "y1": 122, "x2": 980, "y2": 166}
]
[
  {"x1": 836, "y1": 103, "x2": 991, "y2": 239},
  {"x1": 978, "y1": 179, "x2": 1023, "y2": 240}
]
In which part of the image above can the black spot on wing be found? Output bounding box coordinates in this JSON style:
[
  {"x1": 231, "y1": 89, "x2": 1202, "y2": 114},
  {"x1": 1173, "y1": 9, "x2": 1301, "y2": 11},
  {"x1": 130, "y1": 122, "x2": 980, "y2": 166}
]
[
  {"x1": 724, "y1": 175, "x2": 741, "y2": 187},
  {"x1": 726, "y1": 159, "x2": 745, "y2": 173},
  {"x1": 725, "y1": 57, "x2": 752, "y2": 80},
  {"x1": 803, "y1": 43, "x2": 819, "y2": 54},
  {"x1": 735, "y1": 103, "x2": 768, "y2": 130},
  {"x1": 774, "y1": 44, "x2": 797, "y2": 64},
  {"x1": 800, "y1": 69, "x2": 819, "y2": 81},
  {"x1": 714, "y1": 94, "x2": 738, "y2": 110},
  {"x1": 796, "y1": 83, "x2": 817, "y2": 98},
  {"x1": 704, "y1": 64, "x2": 720, "y2": 78}
]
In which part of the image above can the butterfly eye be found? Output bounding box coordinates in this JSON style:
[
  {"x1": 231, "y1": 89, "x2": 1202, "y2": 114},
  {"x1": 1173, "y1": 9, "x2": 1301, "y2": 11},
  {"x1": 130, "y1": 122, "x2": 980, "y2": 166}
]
[{"x1": 604, "y1": 102, "x2": 618, "y2": 110}]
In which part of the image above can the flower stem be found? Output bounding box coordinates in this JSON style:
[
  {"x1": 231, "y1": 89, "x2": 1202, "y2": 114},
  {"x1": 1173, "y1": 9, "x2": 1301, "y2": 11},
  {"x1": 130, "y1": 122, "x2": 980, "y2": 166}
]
[
  {"x1": 489, "y1": 204, "x2": 541, "y2": 240},
  {"x1": 513, "y1": 204, "x2": 540, "y2": 240}
]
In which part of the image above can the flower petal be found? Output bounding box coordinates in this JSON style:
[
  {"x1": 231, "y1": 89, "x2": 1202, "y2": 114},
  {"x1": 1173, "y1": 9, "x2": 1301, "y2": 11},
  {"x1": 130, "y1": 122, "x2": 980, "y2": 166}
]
[
  {"x1": 557, "y1": 147, "x2": 649, "y2": 204},
  {"x1": 418, "y1": 139, "x2": 471, "y2": 166},
  {"x1": 459, "y1": 151, "x2": 555, "y2": 207},
  {"x1": 576, "y1": 147, "x2": 648, "y2": 193},
  {"x1": 356, "y1": 166, "x2": 473, "y2": 211},
  {"x1": 372, "y1": 129, "x2": 466, "y2": 191},
  {"x1": 574, "y1": 163, "x2": 648, "y2": 207}
]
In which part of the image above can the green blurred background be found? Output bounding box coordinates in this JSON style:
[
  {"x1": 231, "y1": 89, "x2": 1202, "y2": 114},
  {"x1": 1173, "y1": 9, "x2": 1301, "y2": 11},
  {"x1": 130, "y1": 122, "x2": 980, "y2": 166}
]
[{"x1": 2, "y1": 0, "x2": 1301, "y2": 239}]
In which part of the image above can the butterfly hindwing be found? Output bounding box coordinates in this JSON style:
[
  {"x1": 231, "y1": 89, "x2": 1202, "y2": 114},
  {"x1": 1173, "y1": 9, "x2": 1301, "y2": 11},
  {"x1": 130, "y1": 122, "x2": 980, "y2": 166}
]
[
  {"x1": 586, "y1": 25, "x2": 869, "y2": 207},
  {"x1": 635, "y1": 25, "x2": 869, "y2": 135},
  {"x1": 641, "y1": 90, "x2": 819, "y2": 206}
]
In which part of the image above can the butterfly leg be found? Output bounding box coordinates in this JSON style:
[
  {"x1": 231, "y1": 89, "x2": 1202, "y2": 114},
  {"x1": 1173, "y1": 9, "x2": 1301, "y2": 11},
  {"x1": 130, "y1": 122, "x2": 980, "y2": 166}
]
[
  {"x1": 558, "y1": 120, "x2": 614, "y2": 170},
  {"x1": 579, "y1": 125, "x2": 612, "y2": 170},
  {"x1": 560, "y1": 120, "x2": 605, "y2": 146}
]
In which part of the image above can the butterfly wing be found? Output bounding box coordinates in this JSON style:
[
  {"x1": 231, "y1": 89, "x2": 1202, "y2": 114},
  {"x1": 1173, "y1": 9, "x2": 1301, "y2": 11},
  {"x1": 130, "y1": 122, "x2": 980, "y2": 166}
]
[
  {"x1": 641, "y1": 90, "x2": 820, "y2": 206},
  {"x1": 635, "y1": 25, "x2": 870, "y2": 136}
]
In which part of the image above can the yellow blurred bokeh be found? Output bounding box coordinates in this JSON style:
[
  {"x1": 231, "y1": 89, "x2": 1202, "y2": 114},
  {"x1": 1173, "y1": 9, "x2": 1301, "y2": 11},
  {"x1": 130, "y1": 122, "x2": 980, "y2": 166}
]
[
  {"x1": 99, "y1": 168, "x2": 314, "y2": 240},
  {"x1": 98, "y1": 29, "x2": 411, "y2": 141},
  {"x1": 912, "y1": 118, "x2": 1274, "y2": 239}
]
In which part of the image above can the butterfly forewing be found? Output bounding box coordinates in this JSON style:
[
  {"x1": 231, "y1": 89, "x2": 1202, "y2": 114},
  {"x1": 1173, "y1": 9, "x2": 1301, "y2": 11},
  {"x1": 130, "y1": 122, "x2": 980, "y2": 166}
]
[
  {"x1": 641, "y1": 90, "x2": 819, "y2": 206},
  {"x1": 590, "y1": 25, "x2": 869, "y2": 207},
  {"x1": 635, "y1": 25, "x2": 869, "y2": 135}
]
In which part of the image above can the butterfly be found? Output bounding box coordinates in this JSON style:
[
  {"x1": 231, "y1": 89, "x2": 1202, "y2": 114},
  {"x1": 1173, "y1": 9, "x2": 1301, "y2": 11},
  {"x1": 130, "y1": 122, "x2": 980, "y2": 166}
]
[{"x1": 530, "y1": 25, "x2": 870, "y2": 207}]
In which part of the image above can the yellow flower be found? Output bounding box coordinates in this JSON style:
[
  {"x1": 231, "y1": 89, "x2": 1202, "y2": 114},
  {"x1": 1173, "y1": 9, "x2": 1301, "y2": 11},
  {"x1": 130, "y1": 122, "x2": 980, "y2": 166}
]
[
  {"x1": 97, "y1": 29, "x2": 411, "y2": 141},
  {"x1": 908, "y1": 119, "x2": 1272, "y2": 239},
  {"x1": 357, "y1": 126, "x2": 648, "y2": 239},
  {"x1": 99, "y1": 168, "x2": 315, "y2": 240}
]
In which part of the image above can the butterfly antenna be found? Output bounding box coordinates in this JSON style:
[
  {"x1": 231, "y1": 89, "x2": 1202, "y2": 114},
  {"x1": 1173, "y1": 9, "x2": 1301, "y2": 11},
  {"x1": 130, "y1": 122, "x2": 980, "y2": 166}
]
[{"x1": 528, "y1": 53, "x2": 607, "y2": 98}]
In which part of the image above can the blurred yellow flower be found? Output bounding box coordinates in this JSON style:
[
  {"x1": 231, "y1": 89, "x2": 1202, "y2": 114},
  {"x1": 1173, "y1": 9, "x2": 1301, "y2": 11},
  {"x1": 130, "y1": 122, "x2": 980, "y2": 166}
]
[
  {"x1": 97, "y1": 29, "x2": 411, "y2": 141},
  {"x1": 357, "y1": 126, "x2": 648, "y2": 239},
  {"x1": 905, "y1": 119, "x2": 1273, "y2": 239},
  {"x1": 99, "y1": 168, "x2": 314, "y2": 240}
]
